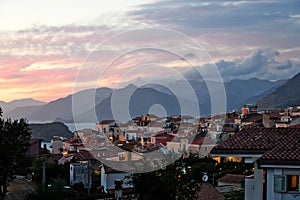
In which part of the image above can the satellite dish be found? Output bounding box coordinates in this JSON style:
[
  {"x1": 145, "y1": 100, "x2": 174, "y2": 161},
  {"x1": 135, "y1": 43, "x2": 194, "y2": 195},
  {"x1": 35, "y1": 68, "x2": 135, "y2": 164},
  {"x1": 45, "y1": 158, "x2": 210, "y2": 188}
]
[{"x1": 202, "y1": 174, "x2": 208, "y2": 182}]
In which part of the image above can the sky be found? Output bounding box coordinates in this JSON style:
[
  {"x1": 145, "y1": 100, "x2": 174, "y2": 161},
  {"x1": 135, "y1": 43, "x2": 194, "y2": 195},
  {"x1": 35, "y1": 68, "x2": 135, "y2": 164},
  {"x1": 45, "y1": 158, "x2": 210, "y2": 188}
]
[{"x1": 0, "y1": 0, "x2": 300, "y2": 102}]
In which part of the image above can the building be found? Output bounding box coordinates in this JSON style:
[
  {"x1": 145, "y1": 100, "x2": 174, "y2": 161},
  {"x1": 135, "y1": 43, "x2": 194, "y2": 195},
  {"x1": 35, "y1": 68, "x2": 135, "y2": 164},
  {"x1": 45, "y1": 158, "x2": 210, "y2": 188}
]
[
  {"x1": 50, "y1": 137, "x2": 64, "y2": 154},
  {"x1": 151, "y1": 131, "x2": 175, "y2": 146},
  {"x1": 70, "y1": 162, "x2": 92, "y2": 188},
  {"x1": 100, "y1": 164, "x2": 133, "y2": 193},
  {"x1": 197, "y1": 183, "x2": 224, "y2": 200},
  {"x1": 96, "y1": 120, "x2": 121, "y2": 136},
  {"x1": 242, "y1": 104, "x2": 258, "y2": 115},
  {"x1": 258, "y1": 135, "x2": 300, "y2": 200},
  {"x1": 217, "y1": 174, "x2": 245, "y2": 193},
  {"x1": 26, "y1": 138, "x2": 43, "y2": 157},
  {"x1": 212, "y1": 127, "x2": 300, "y2": 200}
]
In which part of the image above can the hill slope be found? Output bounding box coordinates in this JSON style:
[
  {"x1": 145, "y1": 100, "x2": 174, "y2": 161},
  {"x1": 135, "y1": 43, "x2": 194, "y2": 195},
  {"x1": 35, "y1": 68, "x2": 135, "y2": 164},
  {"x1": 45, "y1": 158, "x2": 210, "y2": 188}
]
[
  {"x1": 29, "y1": 122, "x2": 73, "y2": 141},
  {"x1": 257, "y1": 73, "x2": 300, "y2": 109}
]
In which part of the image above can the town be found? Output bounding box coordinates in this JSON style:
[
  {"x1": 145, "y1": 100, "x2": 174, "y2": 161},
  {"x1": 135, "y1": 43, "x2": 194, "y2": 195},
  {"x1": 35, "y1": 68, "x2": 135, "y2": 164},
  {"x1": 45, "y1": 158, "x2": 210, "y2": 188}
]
[{"x1": 7, "y1": 103, "x2": 300, "y2": 200}]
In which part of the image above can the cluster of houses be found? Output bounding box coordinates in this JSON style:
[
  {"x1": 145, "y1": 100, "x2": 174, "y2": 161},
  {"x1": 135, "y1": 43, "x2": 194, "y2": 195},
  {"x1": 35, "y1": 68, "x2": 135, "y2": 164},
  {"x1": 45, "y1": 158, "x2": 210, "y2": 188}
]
[{"x1": 26, "y1": 104, "x2": 300, "y2": 199}]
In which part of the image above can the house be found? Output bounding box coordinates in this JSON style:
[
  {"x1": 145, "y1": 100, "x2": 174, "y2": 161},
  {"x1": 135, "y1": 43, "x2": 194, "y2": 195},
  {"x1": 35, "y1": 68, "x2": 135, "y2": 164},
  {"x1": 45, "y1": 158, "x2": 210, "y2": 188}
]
[
  {"x1": 132, "y1": 114, "x2": 151, "y2": 126},
  {"x1": 257, "y1": 133, "x2": 300, "y2": 200},
  {"x1": 69, "y1": 150, "x2": 100, "y2": 188},
  {"x1": 125, "y1": 130, "x2": 138, "y2": 141},
  {"x1": 64, "y1": 137, "x2": 84, "y2": 153},
  {"x1": 240, "y1": 113, "x2": 262, "y2": 127},
  {"x1": 151, "y1": 131, "x2": 175, "y2": 146},
  {"x1": 197, "y1": 183, "x2": 224, "y2": 200},
  {"x1": 50, "y1": 136, "x2": 64, "y2": 155},
  {"x1": 166, "y1": 135, "x2": 216, "y2": 157},
  {"x1": 70, "y1": 162, "x2": 92, "y2": 188},
  {"x1": 147, "y1": 121, "x2": 164, "y2": 133},
  {"x1": 212, "y1": 127, "x2": 300, "y2": 200},
  {"x1": 26, "y1": 138, "x2": 43, "y2": 157},
  {"x1": 188, "y1": 137, "x2": 216, "y2": 157},
  {"x1": 100, "y1": 164, "x2": 133, "y2": 193},
  {"x1": 218, "y1": 122, "x2": 238, "y2": 142},
  {"x1": 217, "y1": 174, "x2": 245, "y2": 193},
  {"x1": 96, "y1": 120, "x2": 121, "y2": 136},
  {"x1": 242, "y1": 104, "x2": 258, "y2": 115},
  {"x1": 275, "y1": 116, "x2": 300, "y2": 128}
]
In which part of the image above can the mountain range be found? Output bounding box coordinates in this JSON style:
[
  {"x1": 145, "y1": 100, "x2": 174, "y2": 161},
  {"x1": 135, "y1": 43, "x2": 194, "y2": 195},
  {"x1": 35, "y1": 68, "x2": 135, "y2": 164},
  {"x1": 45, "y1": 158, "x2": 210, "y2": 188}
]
[
  {"x1": 3, "y1": 74, "x2": 298, "y2": 123},
  {"x1": 258, "y1": 73, "x2": 300, "y2": 109},
  {"x1": 0, "y1": 98, "x2": 45, "y2": 114}
]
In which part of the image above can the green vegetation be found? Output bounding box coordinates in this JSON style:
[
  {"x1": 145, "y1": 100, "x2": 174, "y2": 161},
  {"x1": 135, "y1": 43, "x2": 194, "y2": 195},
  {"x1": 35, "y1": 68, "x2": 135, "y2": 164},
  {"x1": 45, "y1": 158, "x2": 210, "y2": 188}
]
[
  {"x1": 224, "y1": 190, "x2": 244, "y2": 200},
  {"x1": 0, "y1": 107, "x2": 31, "y2": 198},
  {"x1": 25, "y1": 178, "x2": 78, "y2": 200},
  {"x1": 130, "y1": 155, "x2": 252, "y2": 200}
]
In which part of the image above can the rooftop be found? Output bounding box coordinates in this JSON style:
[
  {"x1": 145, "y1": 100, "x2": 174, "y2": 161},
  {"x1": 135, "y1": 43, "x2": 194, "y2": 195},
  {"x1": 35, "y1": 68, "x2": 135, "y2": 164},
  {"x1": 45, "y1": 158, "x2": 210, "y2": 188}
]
[
  {"x1": 212, "y1": 127, "x2": 300, "y2": 166},
  {"x1": 197, "y1": 183, "x2": 224, "y2": 200},
  {"x1": 217, "y1": 174, "x2": 245, "y2": 184}
]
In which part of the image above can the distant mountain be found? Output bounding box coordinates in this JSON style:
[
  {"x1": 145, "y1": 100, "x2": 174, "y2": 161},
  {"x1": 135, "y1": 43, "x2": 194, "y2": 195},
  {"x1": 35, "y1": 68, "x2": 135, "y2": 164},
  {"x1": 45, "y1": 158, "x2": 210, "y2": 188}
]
[
  {"x1": 25, "y1": 87, "x2": 112, "y2": 121},
  {"x1": 74, "y1": 85, "x2": 199, "y2": 122},
  {"x1": 257, "y1": 73, "x2": 300, "y2": 109},
  {"x1": 225, "y1": 78, "x2": 285, "y2": 110},
  {"x1": 29, "y1": 121, "x2": 73, "y2": 141},
  {"x1": 6, "y1": 105, "x2": 43, "y2": 119},
  {"x1": 0, "y1": 98, "x2": 45, "y2": 117},
  {"x1": 4, "y1": 77, "x2": 284, "y2": 123},
  {"x1": 160, "y1": 78, "x2": 283, "y2": 112}
]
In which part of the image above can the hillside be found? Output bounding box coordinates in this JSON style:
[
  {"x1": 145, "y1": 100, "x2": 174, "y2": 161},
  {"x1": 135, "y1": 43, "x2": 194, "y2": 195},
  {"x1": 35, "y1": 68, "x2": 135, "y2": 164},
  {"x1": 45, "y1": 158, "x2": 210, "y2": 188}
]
[
  {"x1": 29, "y1": 122, "x2": 73, "y2": 142},
  {"x1": 257, "y1": 73, "x2": 300, "y2": 109}
]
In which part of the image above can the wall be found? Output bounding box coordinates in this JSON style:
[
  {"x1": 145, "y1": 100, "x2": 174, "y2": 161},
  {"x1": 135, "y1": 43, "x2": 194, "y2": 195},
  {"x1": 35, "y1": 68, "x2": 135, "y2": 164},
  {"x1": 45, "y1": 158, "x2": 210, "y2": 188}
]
[
  {"x1": 100, "y1": 167, "x2": 132, "y2": 192},
  {"x1": 245, "y1": 176, "x2": 254, "y2": 200},
  {"x1": 70, "y1": 162, "x2": 91, "y2": 188},
  {"x1": 267, "y1": 168, "x2": 300, "y2": 200}
]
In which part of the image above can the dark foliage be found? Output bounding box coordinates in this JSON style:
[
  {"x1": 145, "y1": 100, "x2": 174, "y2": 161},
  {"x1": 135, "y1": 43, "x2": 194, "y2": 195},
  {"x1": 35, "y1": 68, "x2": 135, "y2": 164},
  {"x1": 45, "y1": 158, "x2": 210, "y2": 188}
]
[{"x1": 0, "y1": 107, "x2": 31, "y2": 198}]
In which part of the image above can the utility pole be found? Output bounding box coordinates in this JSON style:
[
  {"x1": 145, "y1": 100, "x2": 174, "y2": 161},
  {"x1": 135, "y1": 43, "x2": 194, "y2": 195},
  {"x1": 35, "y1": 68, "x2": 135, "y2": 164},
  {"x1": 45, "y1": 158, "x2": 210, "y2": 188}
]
[
  {"x1": 42, "y1": 161, "x2": 46, "y2": 185},
  {"x1": 87, "y1": 155, "x2": 91, "y2": 195}
]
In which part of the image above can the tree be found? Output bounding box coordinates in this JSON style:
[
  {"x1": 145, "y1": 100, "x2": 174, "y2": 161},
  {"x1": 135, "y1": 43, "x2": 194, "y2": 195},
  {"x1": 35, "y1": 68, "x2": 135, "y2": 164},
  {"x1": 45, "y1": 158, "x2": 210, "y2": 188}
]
[{"x1": 0, "y1": 107, "x2": 31, "y2": 198}]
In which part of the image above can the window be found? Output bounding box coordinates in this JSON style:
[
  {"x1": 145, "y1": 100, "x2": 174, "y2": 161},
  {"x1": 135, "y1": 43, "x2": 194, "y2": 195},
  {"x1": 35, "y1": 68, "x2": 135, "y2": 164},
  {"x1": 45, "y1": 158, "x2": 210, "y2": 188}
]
[
  {"x1": 287, "y1": 175, "x2": 299, "y2": 192},
  {"x1": 274, "y1": 175, "x2": 300, "y2": 193},
  {"x1": 274, "y1": 175, "x2": 286, "y2": 192}
]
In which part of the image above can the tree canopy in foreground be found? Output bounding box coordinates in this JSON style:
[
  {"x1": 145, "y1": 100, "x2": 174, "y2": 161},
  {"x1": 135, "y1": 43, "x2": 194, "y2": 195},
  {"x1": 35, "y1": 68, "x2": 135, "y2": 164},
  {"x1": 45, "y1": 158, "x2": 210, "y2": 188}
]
[{"x1": 0, "y1": 107, "x2": 31, "y2": 198}]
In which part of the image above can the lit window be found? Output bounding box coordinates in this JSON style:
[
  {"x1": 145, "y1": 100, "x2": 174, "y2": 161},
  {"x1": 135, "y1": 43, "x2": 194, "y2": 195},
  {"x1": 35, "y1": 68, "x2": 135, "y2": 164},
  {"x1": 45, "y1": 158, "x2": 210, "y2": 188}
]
[
  {"x1": 287, "y1": 175, "x2": 299, "y2": 192},
  {"x1": 274, "y1": 175, "x2": 300, "y2": 193}
]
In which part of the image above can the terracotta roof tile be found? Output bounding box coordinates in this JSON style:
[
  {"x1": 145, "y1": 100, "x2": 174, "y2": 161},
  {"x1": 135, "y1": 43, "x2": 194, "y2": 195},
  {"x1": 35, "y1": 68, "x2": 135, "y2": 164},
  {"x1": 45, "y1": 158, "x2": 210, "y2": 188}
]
[
  {"x1": 212, "y1": 127, "x2": 300, "y2": 165},
  {"x1": 241, "y1": 113, "x2": 262, "y2": 123},
  {"x1": 197, "y1": 183, "x2": 224, "y2": 200},
  {"x1": 74, "y1": 149, "x2": 94, "y2": 161},
  {"x1": 217, "y1": 174, "x2": 245, "y2": 184}
]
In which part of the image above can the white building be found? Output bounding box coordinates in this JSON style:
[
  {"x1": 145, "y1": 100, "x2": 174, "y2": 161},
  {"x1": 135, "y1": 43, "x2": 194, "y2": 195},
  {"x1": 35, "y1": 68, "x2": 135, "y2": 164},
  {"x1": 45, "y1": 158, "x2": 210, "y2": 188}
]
[
  {"x1": 50, "y1": 137, "x2": 63, "y2": 154},
  {"x1": 212, "y1": 127, "x2": 300, "y2": 200},
  {"x1": 100, "y1": 165, "x2": 133, "y2": 192},
  {"x1": 70, "y1": 162, "x2": 92, "y2": 188}
]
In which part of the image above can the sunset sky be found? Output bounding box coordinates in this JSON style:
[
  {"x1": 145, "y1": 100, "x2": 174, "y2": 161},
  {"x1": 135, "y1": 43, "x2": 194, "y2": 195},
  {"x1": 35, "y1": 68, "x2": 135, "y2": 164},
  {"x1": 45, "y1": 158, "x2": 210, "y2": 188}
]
[{"x1": 1, "y1": 0, "x2": 300, "y2": 102}]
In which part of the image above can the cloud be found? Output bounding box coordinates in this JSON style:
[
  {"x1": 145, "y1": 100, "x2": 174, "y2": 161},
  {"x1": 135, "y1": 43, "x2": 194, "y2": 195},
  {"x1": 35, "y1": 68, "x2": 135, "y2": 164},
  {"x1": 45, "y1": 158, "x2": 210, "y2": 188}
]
[
  {"x1": 1, "y1": 0, "x2": 300, "y2": 102},
  {"x1": 21, "y1": 61, "x2": 79, "y2": 71},
  {"x1": 132, "y1": 0, "x2": 300, "y2": 28},
  {"x1": 211, "y1": 48, "x2": 300, "y2": 81},
  {"x1": 128, "y1": 0, "x2": 300, "y2": 60},
  {"x1": 290, "y1": 14, "x2": 300, "y2": 18}
]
